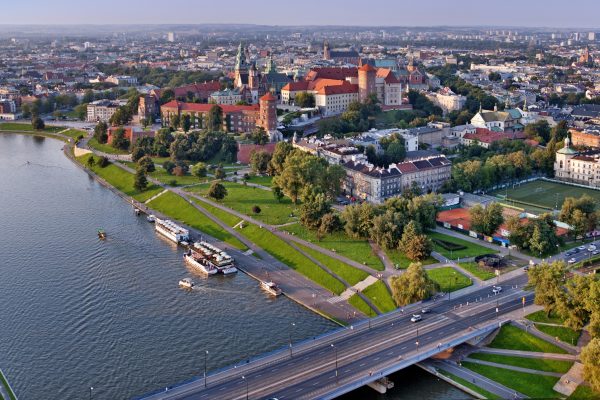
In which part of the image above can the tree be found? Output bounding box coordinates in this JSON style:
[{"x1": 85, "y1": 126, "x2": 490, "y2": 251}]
[
  {"x1": 527, "y1": 261, "x2": 568, "y2": 317},
  {"x1": 399, "y1": 221, "x2": 432, "y2": 261},
  {"x1": 370, "y1": 210, "x2": 403, "y2": 250},
  {"x1": 250, "y1": 127, "x2": 269, "y2": 145},
  {"x1": 73, "y1": 103, "x2": 87, "y2": 121},
  {"x1": 98, "y1": 156, "x2": 110, "y2": 168},
  {"x1": 272, "y1": 186, "x2": 284, "y2": 203},
  {"x1": 134, "y1": 168, "x2": 148, "y2": 191},
  {"x1": 269, "y1": 142, "x2": 294, "y2": 175},
  {"x1": 32, "y1": 116, "x2": 45, "y2": 130},
  {"x1": 342, "y1": 202, "x2": 375, "y2": 239},
  {"x1": 390, "y1": 263, "x2": 439, "y2": 306},
  {"x1": 214, "y1": 167, "x2": 226, "y2": 180},
  {"x1": 250, "y1": 150, "x2": 272, "y2": 174},
  {"x1": 181, "y1": 114, "x2": 191, "y2": 133},
  {"x1": 191, "y1": 162, "x2": 207, "y2": 179},
  {"x1": 470, "y1": 203, "x2": 504, "y2": 236},
  {"x1": 208, "y1": 182, "x2": 227, "y2": 201},
  {"x1": 581, "y1": 338, "x2": 600, "y2": 393},
  {"x1": 137, "y1": 155, "x2": 155, "y2": 173},
  {"x1": 109, "y1": 107, "x2": 132, "y2": 126},
  {"x1": 86, "y1": 156, "x2": 95, "y2": 168},
  {"x1": 300, "y1": 192, "x2": 331, "y2": 230},
  {"x1": 93, "y1": 121, "x2": 108, "y2": 144},
  {"x1": 488, "y1": 71, "x2": 502, "y2": 82},
  {"x1": 559, "y1": 195, "x2": 597, "y2": 238},
  {"x1": 207, "y1": 104, "x2": 223, "y2": 131},
  {"x1": 110, "y1": 127, "x2": 130, "y2": 150},
  {"x1": 318, "y1": 213, "x2": 343, "y2": 237},
  {"x1": 170, "y1": 114, "x2": 181, "y2": 131},
  {"x1": 162, "y1": 160, "x2": 176, "y2": 174},
  {"x1": 294, "y1": 92, "x2": 315, "y2": 108},
  {"x1": 252, "y1": 205, "x2": 261, "y2": 214}
]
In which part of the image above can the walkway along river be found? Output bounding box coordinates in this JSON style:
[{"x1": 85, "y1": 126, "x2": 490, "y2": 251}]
[{"x1": 0, "y1": 133, "x2": 468, "y2": 399}]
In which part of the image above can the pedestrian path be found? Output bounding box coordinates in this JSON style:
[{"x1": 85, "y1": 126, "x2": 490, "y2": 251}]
[
  {"x1": 554, "y1": 362, "x2": 585, "y2": 396},
  {"x1": 336, "y1": 275, "x2": 379, "y2": 301},
  {"x1": 476, "y1": 348, "x2": 579, "y2": 361},
  {"x1": 144, "y1": 189, "x2": 169, "y2": 204},
  {"x1": 511, "y1": 320, "x2": 578, "y2": 354}
]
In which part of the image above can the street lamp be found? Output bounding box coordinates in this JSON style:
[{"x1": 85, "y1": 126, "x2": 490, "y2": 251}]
[
  {"x1": 242, "y1": 376, "x2": 249, "y2": 400},
  {"x1": 89, "y1": 387, "x2": 93, "y2": 400},
  {"x1": 496, "y1": 300, "x2": 499, "y2": 319},
  {"x1": 331, "y1": 344, "x2": 339, "y2": 384},
  {"x1": 204, "y1": 350, "x2": 209, "y2": 388},
  {"x1": 288, "y1": 322, "x2": 296, "y2": 357}
]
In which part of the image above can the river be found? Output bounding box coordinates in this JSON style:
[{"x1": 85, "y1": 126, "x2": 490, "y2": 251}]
[{"x1": 0, "y1": 133, "x2": 469, "y2": 399}]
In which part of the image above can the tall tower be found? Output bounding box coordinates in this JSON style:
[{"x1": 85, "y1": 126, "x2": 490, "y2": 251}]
[
  {"x1": 323, "y1": 40, "x2": 331, "y2": 61},
  {"x1": 358, "y1": 64, "x2": 376, "y2": 102},
  {"x1": 234, "y1": 43, "x2": 249, "y2": 88},
  {"x1": 258, "y1": 92, "x2": 281, "y2": 141},
  {"x1": 248, "y1": 62, "x2": 258, "y2": 90}
]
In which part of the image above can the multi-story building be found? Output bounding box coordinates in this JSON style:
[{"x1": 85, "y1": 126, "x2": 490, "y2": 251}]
[
  {"x1": 570, "y1": 128, "x2": 600, "y2": 148},
  {"x1": 210, "y1": 89, "x2": 243, "y2": 105},
  {"x1": 105, "y1": 75, "x2": 138, "y2": 86},
  {"x1": 342, "y1": 155, "x2": 452, "y2": 203},
  {"x1": 554, "y1": 137, "x2": 600, "y2": 187},
  {"x1": 315, "y1": 82, "x2": 359, "y2": 115},
  {"x1": 470, "y1": 106, "x2": 523, "y2": 132},
  {"x1": 86, "y1": 99, "x2": 125, "y2": 122},
  {"x1": 427, "y1": 87, "x2": 466, "y2": 113}
]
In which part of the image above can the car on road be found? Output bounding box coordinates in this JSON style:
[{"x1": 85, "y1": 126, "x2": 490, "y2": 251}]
[
  {"x1": 492, "y1": 286, "x2": 502, "y2": 294},
  {"x1": 568, "y1": 258, "x2": 577, "y2": 264},
  {"x1": 410, "y1": 314, "x2": 422, "y2": 323},
  {"x1": 523, "y1": 266, "x2": 530, "y2": 271},
  {"x1": 421, "y1": 308, "x2": 431, "y2": 314},
  {"x1": 578, "y1": 246, "x2": 586, "y2": 251},
  {"x1": 588, "y1": 245, "x2": 597, "y2": 252},
  {"x1": 593, "y1": 250, "x2": 599, "y2": 256}
]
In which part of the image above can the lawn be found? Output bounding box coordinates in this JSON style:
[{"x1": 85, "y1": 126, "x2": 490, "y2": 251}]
[
  {"x1": 146, "y1": 191, "x2": 246, "y2": 250},
  {"x1": 427, "y1": 267, "x2": 472, "y2": 292},
  {"x1": 488, "y1": 324, "x2": 568, "y2": 354},
  {"x1": 186, "y1": 181, "x2": 299, "y2": 225},
  {"x1": 295, "y1": 243, "x2": 369, "y2": 286},
  {"x1": 244, "y1": 175, "x2": 273, "y2": 188},
  {"x1": 438, "y1": 370, "x2": 501, "y2": 400},
  {"x1": 491, "y1": 180, "x2": 600, "y2": 212},
  {"x1": 88, "y1": 137, "x2": 130, "y2": 155},
  {"x1": 60, "y1": 128, "x2": 85, "y2": 140},
  {"x1": 150, "y1": 167, "x2": 206, "y2": 187},
  {"x1": 468, "y1": 352, "x2": 573, "y2": 373},
  {"x1": 458, "y1": 262, "x2": 497, "y2": 280},
  {"x1": 77, "y1": 154, "x2": 162, "y2": 202},
  {"x1": 349, "y1": 294, "x2": 375, "y2": 316},
  {"x1": 283, "y1": 223, "x2": 384, "y2": 271},
  {"x1": 385, "y1": 248, "x2": 437, "y2": 269},
  {"x1": 462, "y1": 361, "x2": 560, "y2": 399},
  {"x1": 362, "y1": 280, "x2": 396, "y2": 313},
  {"x1": 526, "y1": 310, "x2": 564, "y2": 324},
  {"x1": 236, "y1": 222, "x2": 346, "y2": 295},
  {"x1": 568, "y1": 385, "x2": 600, "y2": 399},
  {"x1": 0, "y1": 122, "x2": 65, "y2": 133},
  {"x1": 428, "y1": 231, "x2": 495, "y2": 260},
  {"x1": 534, "y1": 324, "x2": 581, "y2": 346}
]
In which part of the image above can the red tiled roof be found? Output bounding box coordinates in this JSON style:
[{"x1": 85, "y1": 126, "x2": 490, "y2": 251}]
[
  {"x1": 305, "y1": 67, "x2": 358, "y2": 81},
  {"x1": 260, "y1": 92, "x2": 277, "y2": 101},
  {"x1": 358, "y1": 64, "x2": 377, "y2": 72},
  {"x1": 316, "y1": 82, "x2": 358, "y2": 95},
  {"x1": 161, "y1": 100, "x2": 258, "y2": 113}
]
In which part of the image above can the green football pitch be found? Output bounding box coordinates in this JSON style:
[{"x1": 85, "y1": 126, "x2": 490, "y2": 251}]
[{"x1": 491, "y1": 180, "x2": 600, "y2": 212}]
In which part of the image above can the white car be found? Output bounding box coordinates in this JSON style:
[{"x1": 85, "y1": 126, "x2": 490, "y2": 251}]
[
  {"x1": 568, "y1": 258, "x2": 577, "y2": 264},
  {"x1": 578, "y1": 246, "x2": 586, "y2": 251},
  {"x1": 492, "y1": 286, "x2": 502, "y2": 294},
  {"x1": 588, "y1": 245, "x2": 597, "y2": 252},
  {"x1": 410, "y1": 314, "x2": 422, "y2": 323},
  {"x1": 593, "y1": 251, "x2": 599, "y2": 256}
]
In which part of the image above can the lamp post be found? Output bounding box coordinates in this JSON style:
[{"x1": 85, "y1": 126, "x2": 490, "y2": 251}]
[
  {"x1": 242, "y1": 376, "x2": 248, "y2": 400},
  {"x1": 89, "y1": 387, "x2": 93, "y2": 400},
  {"x1": 496, "y1": 300, "x2": 499, "y2": 319},
  {"x1": 204, "y1": 350, "x2": 209, "y2": 388},
  {"x1": 288, "y1": 322, "x2": 296, "y2": 357},
  {"x1": 331, "y1": 344, "x2": 339, "y2": 384}
]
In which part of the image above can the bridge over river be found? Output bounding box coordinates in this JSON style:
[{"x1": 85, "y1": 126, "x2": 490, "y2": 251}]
[{"x1": 140, "y1": 275, "x2": 531, "y2": 400}]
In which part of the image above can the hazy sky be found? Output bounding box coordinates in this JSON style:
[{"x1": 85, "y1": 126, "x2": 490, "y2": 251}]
[{"x1": 2, "y1": 0, "x2": 600, "y2": 28}]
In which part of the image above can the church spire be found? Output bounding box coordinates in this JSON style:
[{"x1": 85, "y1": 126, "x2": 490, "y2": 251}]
[{"x1": 235, "y1": 42, "x2": 246, "y2": 71}]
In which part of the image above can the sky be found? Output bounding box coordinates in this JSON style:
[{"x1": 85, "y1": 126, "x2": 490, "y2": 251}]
[{"x1": 2, "y1": 0, "x2": 600, "y2": 28}]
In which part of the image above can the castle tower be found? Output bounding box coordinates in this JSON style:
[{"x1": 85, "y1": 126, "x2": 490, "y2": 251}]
[
  {"x1": 323, "y1": 40, "x2": 331, "y2": 61},
  {"x1": 248, "y1": 62, "x2": 258, "y2": 90},
  {"x1": 258, "y1": 92, "x2": 282, "y2": 141},
  {"x1": 358, "y1": 63, "x2": 377, "y2": 102}
]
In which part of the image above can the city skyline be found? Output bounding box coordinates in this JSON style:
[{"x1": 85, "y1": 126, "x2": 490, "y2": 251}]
[{"x1": 2, "y1": 0, "x2": 600, "y2": 28}]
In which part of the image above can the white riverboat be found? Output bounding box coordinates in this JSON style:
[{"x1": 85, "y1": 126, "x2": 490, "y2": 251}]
[
  {"x1": 184, "y1": 250, "x2": 218, "y2": 275},
  {"x1": 155, "y1": 218, "x2": 190, "y2": 244},
  {"x1": 179, "y1": 278, "x2": 195, "y2": 289},
  {"x1": 193, "y1": 241, "x2": 238, "y2": 275},
  {"x1": 147, "y1": 214, "x2": 156, "y2": 223},
  {"x1": 260, "y1": 281, "x2": 282, "y2": 296}
]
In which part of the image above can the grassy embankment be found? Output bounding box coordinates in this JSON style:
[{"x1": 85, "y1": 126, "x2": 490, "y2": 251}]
[
  {"x1": 427, "y1": 267, "x2": 472, "y2": 292},
  {"x1": 87, "y1": 137, "x2": 129, "y2": 155},
  {"x1": 526, "y1": 310, "x2": 582, "y2": 345}
]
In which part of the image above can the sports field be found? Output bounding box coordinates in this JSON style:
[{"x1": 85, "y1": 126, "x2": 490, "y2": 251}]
[{"x1": 491, "y1": 180, "x2": 600, "y2": 212}]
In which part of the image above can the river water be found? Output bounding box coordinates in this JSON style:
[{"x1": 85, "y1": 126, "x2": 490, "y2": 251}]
[{"x1": 0, "y1": 133, "x2": 469, "y2": 399}]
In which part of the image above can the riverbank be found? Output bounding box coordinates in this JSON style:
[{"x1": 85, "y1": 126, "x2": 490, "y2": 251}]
[{"x1": 0, "y1": 368, "x2": 17, "y2": 400}]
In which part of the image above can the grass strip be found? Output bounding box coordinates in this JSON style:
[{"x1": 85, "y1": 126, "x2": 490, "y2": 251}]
[
  {"x1": 462, "y1": 361, "x2": 560, "y2": 399},
  {"x1": 429, "y1": 232, "x2": 496, "y2": 259},
  {"x1": 427, "y1": 267, "x2": 472, "y2": 292},
  {"x1": 468, "y1": 352, "x2": 573, "y2": 373},
  {"x1": 458, "y1": 262, "x2": 497, "y2": 280},
  {"x1": 348, "y1": 294, "x2": 374, "y2": 316},
  {"x1": 488, "y1": 324, "x2": 568, "y2": 354},
  {"x1": 362, "y1": 280, "x2": 396, "y2": 313},
  {"x1": 438, "y1": 370, "x2": 501, "y2": 400},
  {"x1": 295, "y1": 243, "x2": 369, "y2": 286},
  {"x1": 534, "y1": 324, "x2": 581, "y2": 346}
]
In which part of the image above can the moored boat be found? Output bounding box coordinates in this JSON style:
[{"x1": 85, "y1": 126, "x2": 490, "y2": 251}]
[
  {"x1": 193, "y1": 241, "x2": 237, "y2": 275},
  {"x1": 97, "y1": 229, "x2": 106, "y2": 239},
  {"x1": 260, "y1": 281, "x2": 282, "y2": 296},
  {"x1": 155, "y1": 218, "x2": 190, "y2": 244},
  {"x1": 184, "y1": 250, "x2": 218, "y2": 275}
]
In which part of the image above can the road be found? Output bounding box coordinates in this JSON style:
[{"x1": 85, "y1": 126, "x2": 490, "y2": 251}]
[{"x1": 142, "y1": 275, "x2": 532, "y2": 400}]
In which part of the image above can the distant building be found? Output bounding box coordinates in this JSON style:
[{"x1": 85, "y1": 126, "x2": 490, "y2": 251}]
[
  {"x1": 167, "y1": 32, "x2": 175, "y2": 42},
  {"x1": 105, "y1": 75, "x2": 138, "y2": 87},
  {"x1": 342, "y1": 155, "x2": 452, "y2": 203},
  {"x1": 107, "y1": 126, "x2": 155, "y2": 146},
  {"x1": 323, "y1": 41, "x2": 360, "y2": 65},
  {"x1": 87, "y1": 99, "x2": 126, "y2": 122},
  {"x1": 570, "y1": 128, "x2": 600, "y2": 148},
  {"x1": 427, "y1": 87, "x2": 466, "y2": 113},
  {"x1": 470, "y1": 106, "x2": 523, "y2": 132},
  {"x1": 554, "y1": 136, "x2": 600, "y2": 187},
  {"x1": 210, "y1": 89, "x2": 243, "y2": 105}
]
